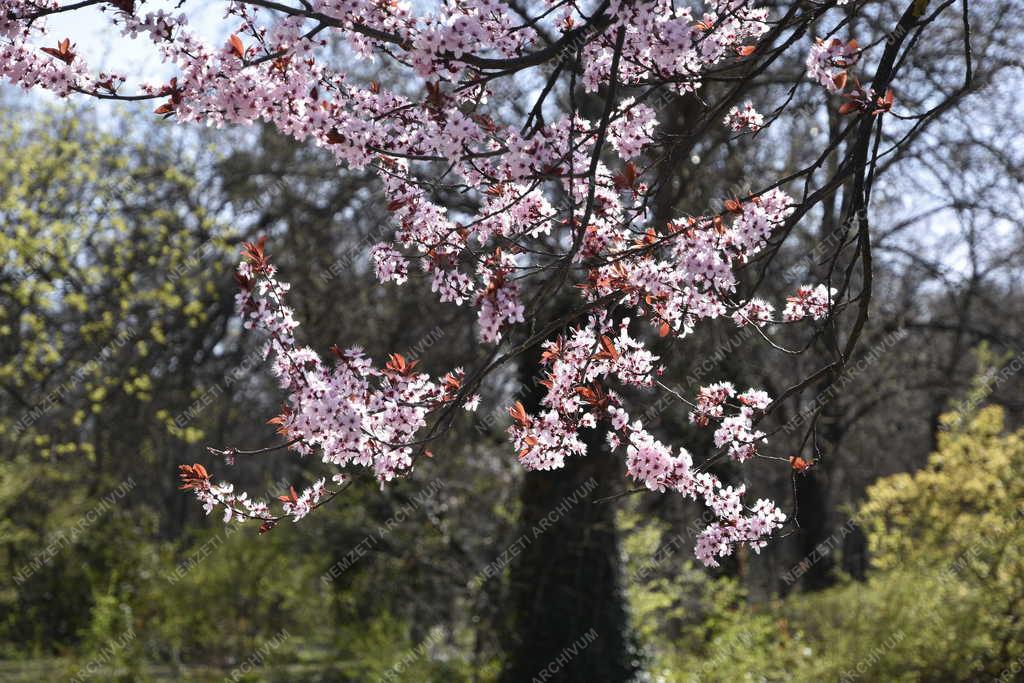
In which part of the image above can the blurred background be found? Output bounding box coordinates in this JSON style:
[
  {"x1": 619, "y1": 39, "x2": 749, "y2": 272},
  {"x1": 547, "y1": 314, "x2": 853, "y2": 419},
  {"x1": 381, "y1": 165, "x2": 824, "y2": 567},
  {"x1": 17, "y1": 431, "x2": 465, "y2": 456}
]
[{"x1": 2, "y1": 1, "x2": 1024, "y2": 681}]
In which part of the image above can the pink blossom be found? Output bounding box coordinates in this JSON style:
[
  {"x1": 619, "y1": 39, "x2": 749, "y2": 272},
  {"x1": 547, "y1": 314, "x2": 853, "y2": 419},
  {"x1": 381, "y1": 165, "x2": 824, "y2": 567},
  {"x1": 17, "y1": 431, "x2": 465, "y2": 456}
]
[
  {"x1": 0, "y1": 0, "x2": 851, "y2": 563},
  {"x1": 784, "y1": 284, "x2": 838, "y2": 321},
  {"x1": 723, "y1": 101, "x2": 764, "y2": 132},
  {"x1": 806, "y1": 37, "x2": 858, "y2": 93}
]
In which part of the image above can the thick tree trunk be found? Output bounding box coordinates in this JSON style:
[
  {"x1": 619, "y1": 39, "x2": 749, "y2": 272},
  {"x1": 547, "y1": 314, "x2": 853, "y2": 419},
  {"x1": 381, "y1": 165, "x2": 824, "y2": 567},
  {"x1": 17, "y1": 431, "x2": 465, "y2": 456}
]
[
  {"x1": 499, "y1": 450, "x2": 636, "y2": 683},
  {"x1": 793, "y1": 470, "x2": 835, "y2": 591},
  {"x1": 499, "y1": 347, "x2": 636, "y2": 683}
]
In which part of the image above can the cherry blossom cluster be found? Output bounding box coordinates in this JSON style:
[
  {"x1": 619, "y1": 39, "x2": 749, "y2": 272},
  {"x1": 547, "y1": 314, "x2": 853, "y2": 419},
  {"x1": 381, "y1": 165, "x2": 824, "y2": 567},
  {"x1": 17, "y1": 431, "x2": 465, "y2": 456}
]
[
  {"x1": 609, "y1": 99, "x2": 659, "y2": 158},
  {"x1": 1, "y1": 1, "x2": 819, "y2": 343},
  {"x1": 617, "y1": 407, "x2": 785, "y2": 567},
  {"x1": 0, "y1": 0, "x2": 870, "y2": 563},
  {"x1": 731, "y1": 297, "x2": 776, "y2": 327},
  {"x1": 581, "y1": 187, "x2": 795, "y2": 340},
  {"x1": 806, "y1": 37, "x2": 859, "y2": 93},
  {"x1": 476, "y1": 249, "x2": 525, "y2": 343},
  {"x1": 723, "y1": 101, "x2": 764, "y2": 133},
  {"x1": 506, "y1": 319, "x2": 785, "y2": 564},
  {"x1": 178, "y1": 462, "x2": 338, "y2": 533},
  {"x1": 0, "y1": 1, "x2": 97, "y2": 96},
  {"x1": 698, "y1": 383, "x2": 770, "y2": 463},
  {"x1": 783, "y1": 284, "x2": 838, "y2": 321},
  {"x1": 581, "y1": 0, "x2": 770, "y2": 93},
  {"x1": 616, "y1": 424, "x2": 784, "y2": 566},
  {"x1": 243, "y1": 240, "x2": 476, "y2": 480},
  {"x1": 805, "y1": 36, "x2": 895, "y2": 116},
  {"x1": 507, "y1": 315, "x2": 659, "y2": 470},
  {"x1": 177, "y1": 239, "x2": 479, "y2": 527}
]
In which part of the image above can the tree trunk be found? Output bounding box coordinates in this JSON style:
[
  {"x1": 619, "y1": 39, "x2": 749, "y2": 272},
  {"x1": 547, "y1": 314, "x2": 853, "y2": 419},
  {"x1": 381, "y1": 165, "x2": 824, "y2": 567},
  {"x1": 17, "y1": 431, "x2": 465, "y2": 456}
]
[{"x1": 499, "y1": 347, "x2": 636, "y2": 683}]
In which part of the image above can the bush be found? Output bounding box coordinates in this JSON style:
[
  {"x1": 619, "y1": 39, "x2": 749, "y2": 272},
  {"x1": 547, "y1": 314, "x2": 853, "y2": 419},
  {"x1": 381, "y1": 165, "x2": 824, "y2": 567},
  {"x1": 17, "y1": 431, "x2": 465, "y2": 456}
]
[{"x1": 631, "y1": 403, "x2": 1024, "y2": 681}]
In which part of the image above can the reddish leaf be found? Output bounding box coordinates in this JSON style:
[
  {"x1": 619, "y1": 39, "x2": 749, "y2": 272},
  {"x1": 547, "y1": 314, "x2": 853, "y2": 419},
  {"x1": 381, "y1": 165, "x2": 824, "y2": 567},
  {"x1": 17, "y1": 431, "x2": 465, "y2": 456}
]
[
  {"x1": 872, "y1": 88, "x2": 895, "y2": 116},
  {"x1": 597, "y1": 334, "x2": 619, "y2": 361},
  {"x1": 612, "y1": 162, "x2": 639, "y2": 191},
  {"x1": 178, "y1": 463, "x2": 210, "y2": 490},
  {"x1": 228, "y1": 33, "x2": 246, "y2": 60},
  {"x1": 838, "y1": 101, "x2": 861, "y2": 116},
  {"x1": 387, "y1": 353, "x2": 406, "y2": 373},
  {"x1": 278, "y1": 486, "x2": 299, "y2": 504},
  {"x1": 575, "y1": 385, "x2": 596, "y2": 401},
  {"x1": 790, "y1": 455, "x2": 812, "y2": 473},
  {"x1": 234, "y1": 271, "x2": 255, "y2": 291},
  {"x1": 241, "y1": 236, "x2": 269, "y2": 271},
  {"x1": 425, "y1": 81, "x2": 446, "y2": 110},
  {"x1": 540, "y1": 338, "x2": 563, "y2": 365},
  {"x1": 41, "y1": 38, "x2": 75, "y2": 64},
  {"x1": 442, "y1": 372, "x2": 461, "y2": 392},
  {"x1": 385, "y1": 353, "x2": 418, "y2": 376},
  {"x1": 509, "y1": 401, "x2": 530, "y2": 427},
  {"x1": 95, "y1": 77, "x2": 117, "y2": 94},
  {"x1": 575, "y1": 383, "x2": 609, "y2": 410}
]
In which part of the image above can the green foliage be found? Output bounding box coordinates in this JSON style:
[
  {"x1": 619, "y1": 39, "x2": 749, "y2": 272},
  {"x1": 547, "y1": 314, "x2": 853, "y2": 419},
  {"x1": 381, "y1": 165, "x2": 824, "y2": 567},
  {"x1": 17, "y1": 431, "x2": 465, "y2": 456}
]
[
  {"x1": 0, "y1": 108, "x2": 507, "y2": 680},
  {"x1": 629, "y1": 394, "x2": 1024, "y2": 682},
  {"x1": 0, "y1": 467, "x2": 486, "y2": 679},
  {"x1": 0, "y1": 109, "x2": 238, "y2": 457},
  {"x1": 620, "y1": 509, "x2": 805, "y2": 682}
]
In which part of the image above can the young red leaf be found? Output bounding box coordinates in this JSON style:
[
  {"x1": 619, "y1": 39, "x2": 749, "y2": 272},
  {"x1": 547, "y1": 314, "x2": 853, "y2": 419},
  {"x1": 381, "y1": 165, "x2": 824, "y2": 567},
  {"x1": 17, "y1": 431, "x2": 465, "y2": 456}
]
[
  {"x1": 838, "y1": 101, "x2": 861, "y2": 116},
  {"x1": 597, "y1": 334, "x2": 619, "y2": 360},
  {"x1": 228, "y1": 34, "x2": 246, "y2": 60},
  {"x1": 790, "y1": 455, "x2": 812, "y2": 473}
]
